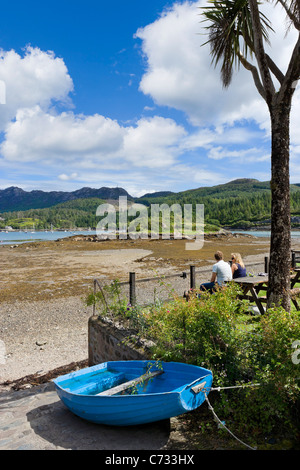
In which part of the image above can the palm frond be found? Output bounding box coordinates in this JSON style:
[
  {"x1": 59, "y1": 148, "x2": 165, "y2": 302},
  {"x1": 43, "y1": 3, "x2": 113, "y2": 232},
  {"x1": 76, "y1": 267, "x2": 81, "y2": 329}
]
[
  {"x1": 201, "y1": 0, "x2": 273, "y2": 87},
  {"x1": 271, "y1": 0, "x2": 300, "y2": 31}
]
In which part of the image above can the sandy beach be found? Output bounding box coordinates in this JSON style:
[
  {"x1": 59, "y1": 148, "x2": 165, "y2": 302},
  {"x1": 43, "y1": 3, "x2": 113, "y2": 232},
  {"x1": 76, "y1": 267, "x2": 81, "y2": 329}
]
[{"x1": 1, "y1": 232, "x2": 299, "y2": 387}]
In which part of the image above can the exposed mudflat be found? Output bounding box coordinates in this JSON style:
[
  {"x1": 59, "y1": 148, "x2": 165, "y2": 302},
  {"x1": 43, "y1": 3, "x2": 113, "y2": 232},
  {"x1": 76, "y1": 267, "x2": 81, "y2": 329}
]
[{"x1": 0, "y1": 232, "x2": 272, "y2": 302}]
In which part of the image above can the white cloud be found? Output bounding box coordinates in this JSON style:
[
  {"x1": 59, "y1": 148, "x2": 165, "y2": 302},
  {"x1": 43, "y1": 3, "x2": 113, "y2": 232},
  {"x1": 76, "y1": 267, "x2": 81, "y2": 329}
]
[
  {"x1": 0, "y1": 106, "x2": 186, "y2": 173},
  {"x1": 0, "y1": 2, "x2": 299, "y2": 196},
  {"x1": 135, "y1": 0, "x2": 300, "y2": 136},
  {"x1": 136, "y1": 1, "x2": 220, "y2": 126},
  {"x1": 58, "y1": 173, "x2": 78, "y2": 181},
  {"x1": 135, "y1": 0, "x2": 253, "y2": 126},
  {"x1": 0, "y1": 46, "x2": 74, "y2": 131},
  {"x1": 123, "y1": 116, "x2": 186, "y2": 167},
  {"x1": 1, "y1": 106, "x2": 125, "y2": 162},
  {"x1": 0, "y1": 79, "x2": 6, "y2": 104},
  {"x1": 207, "y1": 146, "x2": 269, "y2": 162},
  {"x1": 181, "y1": 124, "x2": 264, "y2": 153}
]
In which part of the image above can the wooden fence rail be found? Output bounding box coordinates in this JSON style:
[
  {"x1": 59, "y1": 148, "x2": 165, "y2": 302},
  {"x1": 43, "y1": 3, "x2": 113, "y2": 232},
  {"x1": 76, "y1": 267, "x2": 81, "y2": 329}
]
[{"x1": 93, "y1": 257, "x2": 270, "y2": 310}]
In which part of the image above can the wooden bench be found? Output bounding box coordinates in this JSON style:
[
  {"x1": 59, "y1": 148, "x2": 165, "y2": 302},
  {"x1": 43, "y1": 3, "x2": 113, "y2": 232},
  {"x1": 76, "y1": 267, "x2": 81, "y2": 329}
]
[{"x1": 290, "y1": 287, "x2": 300, "y2": 310}]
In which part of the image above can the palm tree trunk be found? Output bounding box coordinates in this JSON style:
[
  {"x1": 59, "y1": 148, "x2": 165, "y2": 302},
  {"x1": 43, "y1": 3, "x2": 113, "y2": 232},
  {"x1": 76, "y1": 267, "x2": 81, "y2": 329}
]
[{"x1": 267, "y1": 98, "x2": 292, "y2": 311}]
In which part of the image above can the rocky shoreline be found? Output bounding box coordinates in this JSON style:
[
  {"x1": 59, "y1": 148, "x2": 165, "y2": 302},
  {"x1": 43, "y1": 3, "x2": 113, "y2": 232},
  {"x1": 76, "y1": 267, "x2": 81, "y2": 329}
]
[{"x1": 60, "y1": 229, "x2": 259, "y2": 243}]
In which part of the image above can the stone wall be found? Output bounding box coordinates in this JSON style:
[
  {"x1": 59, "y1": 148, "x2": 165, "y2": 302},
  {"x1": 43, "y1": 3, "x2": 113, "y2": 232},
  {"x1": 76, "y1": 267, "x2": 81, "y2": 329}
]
[{"x1": 88, "y1": 315, "x2": 154, "y2": 365}]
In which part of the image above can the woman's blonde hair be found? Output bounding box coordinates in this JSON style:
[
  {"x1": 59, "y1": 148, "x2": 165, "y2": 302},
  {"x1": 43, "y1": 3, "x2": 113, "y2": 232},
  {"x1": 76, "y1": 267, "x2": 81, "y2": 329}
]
[{"x1": 231, "y1": 252, "x2": 245, "y2": 268}]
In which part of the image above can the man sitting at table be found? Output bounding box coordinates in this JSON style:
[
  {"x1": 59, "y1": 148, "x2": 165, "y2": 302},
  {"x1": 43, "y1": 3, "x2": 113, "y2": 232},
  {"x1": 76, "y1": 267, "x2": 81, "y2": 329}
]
[{"x1": 200, "y1": 251, "x2": 232, "y2": 293}]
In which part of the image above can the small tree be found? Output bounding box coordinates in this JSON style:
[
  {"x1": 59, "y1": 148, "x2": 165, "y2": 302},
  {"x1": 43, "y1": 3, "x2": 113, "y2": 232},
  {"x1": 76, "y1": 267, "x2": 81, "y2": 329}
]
[{"x1": 202, "y1": 0, "x2": 300, "y2": 311}]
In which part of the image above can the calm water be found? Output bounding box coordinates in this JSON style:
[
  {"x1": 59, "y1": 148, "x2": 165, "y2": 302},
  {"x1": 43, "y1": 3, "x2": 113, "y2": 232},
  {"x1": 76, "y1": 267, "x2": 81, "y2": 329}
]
[
  {"x1": 232, "y1": 230, "x2": 300, "y2": 239},
  {"x1": 1, "y1": 229, "x2": 300, "y2": 245},
  {"x1": 0, "y1": 230, "x2": 97, "y2": 245}
]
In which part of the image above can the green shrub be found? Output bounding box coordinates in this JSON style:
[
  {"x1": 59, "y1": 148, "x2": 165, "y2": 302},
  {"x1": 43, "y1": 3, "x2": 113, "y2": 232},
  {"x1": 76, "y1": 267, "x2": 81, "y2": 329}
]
[
  {"x1": 86, "y1": 280, "x2": 300, "y2": 438},
  {"x1": 143, "y1": 286, "x2": 300, "y2": 437},
  {"x1": 144, "y1": 284, "x2": 244, "y2": 368},
  {"x1": 231, "y1": 306, "x2": 300, "y2": 435},
  {"x1": 85, "y1": 279, "x2": 129, "y2": 318}
]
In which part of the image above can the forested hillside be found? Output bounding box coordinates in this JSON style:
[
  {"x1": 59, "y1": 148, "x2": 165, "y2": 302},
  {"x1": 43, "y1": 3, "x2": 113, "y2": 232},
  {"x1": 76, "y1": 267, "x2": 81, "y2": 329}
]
[
  {"x1": 0, "y1": 198, "x2": 106, "y2": 230},
  {"x1": 137, "y1": 179, "x2": 300, "y2": 229},
  {"x1": 0, "y1": 186, "x2": 131, "y2": 212},
  {"x1": 1, "y1": 179, "x2": 300, "y2": 230}
]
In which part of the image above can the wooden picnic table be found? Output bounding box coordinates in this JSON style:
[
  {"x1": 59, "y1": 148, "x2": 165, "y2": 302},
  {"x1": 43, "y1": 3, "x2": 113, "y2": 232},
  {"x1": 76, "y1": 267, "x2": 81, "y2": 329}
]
[
  {"x1": 232, "y1": 269, "x2": 300, "y2": 314},
  {"x1": 232, "y1": 275, "x2": 268, "y2": 314},
  {"x1": 290, "y1": 267, "x2": 300, "y2": 288}
]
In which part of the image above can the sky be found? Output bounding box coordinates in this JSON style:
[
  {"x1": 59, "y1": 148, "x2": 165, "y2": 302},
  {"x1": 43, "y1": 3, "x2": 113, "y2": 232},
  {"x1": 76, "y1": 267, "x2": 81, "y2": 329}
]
[{"x1": 0, "y1": 0, "x2": 299, "y2": 197}]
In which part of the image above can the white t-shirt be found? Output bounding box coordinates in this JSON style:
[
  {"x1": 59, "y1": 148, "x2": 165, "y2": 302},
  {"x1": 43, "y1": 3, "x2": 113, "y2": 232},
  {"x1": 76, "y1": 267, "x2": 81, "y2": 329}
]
[{"x1": 212, "y1": 260, "x2": 232, "y2": 286}]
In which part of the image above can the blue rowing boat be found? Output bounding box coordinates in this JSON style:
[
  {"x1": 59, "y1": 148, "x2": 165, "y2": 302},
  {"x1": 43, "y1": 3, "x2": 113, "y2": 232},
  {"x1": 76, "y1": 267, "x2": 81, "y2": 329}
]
[{"x1": 53, "y1": 360, "x2": 213, "y2": 426}]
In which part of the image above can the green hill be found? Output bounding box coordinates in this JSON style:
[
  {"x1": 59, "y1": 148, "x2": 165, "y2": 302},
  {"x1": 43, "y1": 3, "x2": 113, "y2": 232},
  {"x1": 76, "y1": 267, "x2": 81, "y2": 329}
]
[
  {"x1": 137, "y1": 179, "x2": 300, "y2": 228},
  {"x1": 0, "y1": 186, "x2": 131, "y2": 212},
  {"x1": 1, "y1": 198, "x2": 106, "y2": 230},
  {"x1": 1, "y1": 179, "x2": 300, "y2": 230}
]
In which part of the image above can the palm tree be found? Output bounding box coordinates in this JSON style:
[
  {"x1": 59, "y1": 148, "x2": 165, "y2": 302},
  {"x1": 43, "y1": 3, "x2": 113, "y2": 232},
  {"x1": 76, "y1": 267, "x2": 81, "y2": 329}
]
[{"x1": 202, "y1": 0, "x2": 300, "y2": 311}]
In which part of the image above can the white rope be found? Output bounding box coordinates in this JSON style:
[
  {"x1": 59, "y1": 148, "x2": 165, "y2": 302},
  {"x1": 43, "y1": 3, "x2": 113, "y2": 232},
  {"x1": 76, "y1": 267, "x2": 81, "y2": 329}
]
[
  {"x1": 210, "y1": 382, "x2": 260, "y2": 392},
  {"x1": 204, "y1": 393, "x2": 257, "y2": 450},
  {"x1": 203, "y1": 378, "x2": 299, "y2": 448}
]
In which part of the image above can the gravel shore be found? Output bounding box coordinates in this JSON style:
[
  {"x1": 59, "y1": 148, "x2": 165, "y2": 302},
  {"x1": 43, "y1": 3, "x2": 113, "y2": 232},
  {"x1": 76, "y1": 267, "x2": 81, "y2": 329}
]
[
  {"x1": 0, "y1": 274, "x2": 199, "y2": 384},
  {"x1": 0, "y1": 296, "x2": 91, "y2": 384},
  {"x1": 1, "y1": 233, "x2": 296, "y2": 387}
]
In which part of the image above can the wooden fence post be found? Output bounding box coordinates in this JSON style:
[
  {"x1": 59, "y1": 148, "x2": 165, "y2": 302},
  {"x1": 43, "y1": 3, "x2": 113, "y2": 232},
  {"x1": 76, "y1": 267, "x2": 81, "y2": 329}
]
[
  {"x1": 93, "y1": 279, "x2": 96, "y2": 316},
  {"x1": 292, "y1": 252, "x2": 296, "y2": 268},
  {"x1": 129, "y1": 272, "x2": 136, "y2": 306},
  {"x1": 190, "y1": 265, "x2": 196, "y2": 290},
  {"x1": 264, "y1": 257, "x2": 269, "y2": 274}
]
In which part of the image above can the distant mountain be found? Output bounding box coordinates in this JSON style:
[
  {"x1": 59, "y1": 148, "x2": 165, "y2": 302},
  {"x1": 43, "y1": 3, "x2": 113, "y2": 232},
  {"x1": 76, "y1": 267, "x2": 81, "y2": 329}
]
[
  {"x1": 2, "y1": 178, "x2": 300, "y2": 230},
  {"x1": 1, "y1": 178, "x2": 300, "y2": 216},
  {"x1": 137, "y1": 178, "x2": 271, "y2": 204},
  {"x1": 136, "y1": 178, "x2": 300, "y2": 228},
  {"x1": 173, "y1": 178, "x2": 272, "y2": 199},
  {"x1": 139, "y1": 178, "x2": 300, "y2": 203},
  {"x1": 140, "y1": 191, "x2": 175, "y2": 198},
  {"x1": 0, "y1": 186, "x2": 133, "y2": 212}
]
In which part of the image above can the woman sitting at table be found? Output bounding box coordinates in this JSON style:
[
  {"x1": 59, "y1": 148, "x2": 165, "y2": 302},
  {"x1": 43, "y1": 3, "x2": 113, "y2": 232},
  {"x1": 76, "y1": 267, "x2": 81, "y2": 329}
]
[{"x1": 231, "y1": 253, "x2": 246, "y2": 279}]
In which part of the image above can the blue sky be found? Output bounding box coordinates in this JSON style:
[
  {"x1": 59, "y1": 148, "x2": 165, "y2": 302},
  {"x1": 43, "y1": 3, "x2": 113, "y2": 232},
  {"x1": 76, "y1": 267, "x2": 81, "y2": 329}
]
[{"x1": 0, "y1": 0, "x2": 299, "y2": 197}]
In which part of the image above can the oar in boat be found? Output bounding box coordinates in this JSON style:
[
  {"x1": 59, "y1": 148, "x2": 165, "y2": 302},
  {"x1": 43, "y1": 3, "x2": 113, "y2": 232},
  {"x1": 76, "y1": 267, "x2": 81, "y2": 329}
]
[{"x1": 96, "y1": 370, "x2": 164, "y2": 396}]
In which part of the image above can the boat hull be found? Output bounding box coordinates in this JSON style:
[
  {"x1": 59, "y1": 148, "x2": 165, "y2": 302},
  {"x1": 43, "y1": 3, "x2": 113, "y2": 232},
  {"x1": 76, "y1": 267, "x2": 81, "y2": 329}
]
[{"x1": 53, "y1": 360, "x2": 212, "y2": 426}]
